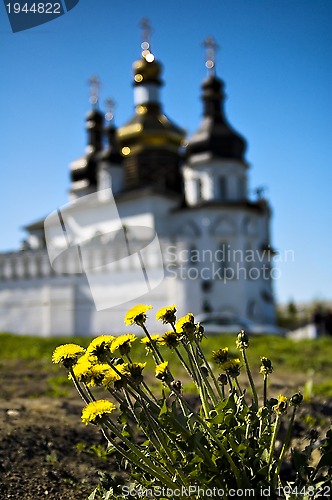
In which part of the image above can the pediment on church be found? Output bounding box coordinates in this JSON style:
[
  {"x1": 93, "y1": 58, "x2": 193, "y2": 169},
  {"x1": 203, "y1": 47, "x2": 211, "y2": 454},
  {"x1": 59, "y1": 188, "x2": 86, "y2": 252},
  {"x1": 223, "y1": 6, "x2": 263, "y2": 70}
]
[
  {"x1": 176, "y1": 220, "x2": 201, "y2": 238},
  {"x1": 210, "y1": 216, "x2": 236, "y2": 235}
]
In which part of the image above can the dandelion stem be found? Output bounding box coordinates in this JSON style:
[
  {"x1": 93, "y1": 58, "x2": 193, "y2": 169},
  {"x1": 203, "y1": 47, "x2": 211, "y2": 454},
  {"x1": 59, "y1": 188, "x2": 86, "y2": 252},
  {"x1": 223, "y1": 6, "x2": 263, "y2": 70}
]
[
  {"x1": 175, "y1": 346, "x2": 193, "y2": 379},
  {"x1": 235, "y1": 377, "x2": 243, "y2": 396},
  {"x1": 139, "y1": 398, "x2": 190, "y2": 487},
  {"x1": 274, "y1": 406, "x2": 297, "y2": 483},
  {"x1": 189, "y1": 343, "x2": 217, "y2": 407},
  {"x1": 102, "y1": 420, "x2": 180, "y2": 491},
  {"x1": 263, "y1": 375, "x2": 268, "y2": 406},
  {"x1": 141, "y1": 324, "x2": 164, "y2": 363},
  {"x1": 194, "y1": 339, "x2": 224, "y2": 401},
  {"x1": 268, "y1": 415, "x2": 281, "y2": 478},
  {"x1": 69, "y1": 368, "x2": 92, "y2": 404},
  {"x1": 241, "y1": 349, "x2": 258, "y2": 411}
]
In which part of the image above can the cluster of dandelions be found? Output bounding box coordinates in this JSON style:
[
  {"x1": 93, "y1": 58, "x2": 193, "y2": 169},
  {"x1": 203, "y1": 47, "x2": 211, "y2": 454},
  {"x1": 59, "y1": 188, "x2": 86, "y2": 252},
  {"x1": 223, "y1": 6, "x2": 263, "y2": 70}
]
[{"x1": 52, "y1": 305, "x2": 332, "y2": 499}]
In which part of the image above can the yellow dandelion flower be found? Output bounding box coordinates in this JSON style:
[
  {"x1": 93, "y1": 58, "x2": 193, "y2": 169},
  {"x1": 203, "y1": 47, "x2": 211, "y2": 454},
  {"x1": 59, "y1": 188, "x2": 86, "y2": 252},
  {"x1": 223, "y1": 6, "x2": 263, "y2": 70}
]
[
  {"x1": 175, "y1": 313, "x2": 195, "y2": 336},
  {"x1": 220, "y1": 358, "x2": 241, "y2": 378},
  {"x1": 124, "y1": 362, "x2": 146, "y2": 384},
  {"x1": 71, "y1": 354, "x2": 105, "y2": 386},
  {"x1": 103, "y1": 362, "x2": 146, "y2": 388},
  {"x1": 86, "y1": 335, "x2": 115, "y2": 358},
  {"x1": 124, "y1": 304, "x2": 152, "y2": 326},
  {"x1": 155, "y1": 361, "x2": 169, "y2": 380},
  {"x1": 81, "y1": 399, "x2": 116, "y2": 425},
  {"x1": 156, "y1": 305, "x2": 177, "y2": 325},
  {"x1": 141, "y1": 334, "x2": 159, "y2": 344},
  {"x1": 273, "y1": 394, "x2": 288, "y2": 415},
  {"x1": 87, "y1": 363, "x2": 111, "y2": 387},
  {"x1": 158, "y1": 330, "x2": 180, "y2": 349},
  {"x1": 141, "y1": 334, "x2": 159, "y2": 351},
  {"x1": 102, "y1": 367, "x2": 122, "y2": 388},
  {"x1": 212, "y1": 347, "x2": 229, "y2": 365},
  {"x1": 52, "y1": 344, "x2": 85, "y2": 368},
  {"x1": 72, "y1": 354, "x2": 91, "y2": 381},
  {"x1": 115, "y1": 363, "x2": 130, "y2": 376},
  {"x1": 110, "y1": 334, "x2": 137, "y2": 355}
]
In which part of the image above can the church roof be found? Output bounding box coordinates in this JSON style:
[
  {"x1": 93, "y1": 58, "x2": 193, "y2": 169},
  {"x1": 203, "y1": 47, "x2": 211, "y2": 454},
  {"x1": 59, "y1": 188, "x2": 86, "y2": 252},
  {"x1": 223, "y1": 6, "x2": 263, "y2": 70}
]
[{"x1": 186, "y1": 74, "x2": 247, "y2": 161}]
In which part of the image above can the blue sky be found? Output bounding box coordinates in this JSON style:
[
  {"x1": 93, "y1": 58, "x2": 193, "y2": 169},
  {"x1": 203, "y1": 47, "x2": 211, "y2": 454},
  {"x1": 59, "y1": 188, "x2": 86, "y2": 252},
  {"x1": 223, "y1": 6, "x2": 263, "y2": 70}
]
[{"x1": 0, "y1": 0, "x2": 331, "y2": 305}]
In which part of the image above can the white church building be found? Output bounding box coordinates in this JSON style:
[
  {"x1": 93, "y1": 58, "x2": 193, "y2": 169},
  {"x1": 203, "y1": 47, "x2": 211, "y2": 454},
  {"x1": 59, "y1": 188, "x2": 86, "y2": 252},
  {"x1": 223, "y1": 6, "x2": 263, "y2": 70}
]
[{"x1": 0, "y1": 33, "x2": 277, "y2": 336}]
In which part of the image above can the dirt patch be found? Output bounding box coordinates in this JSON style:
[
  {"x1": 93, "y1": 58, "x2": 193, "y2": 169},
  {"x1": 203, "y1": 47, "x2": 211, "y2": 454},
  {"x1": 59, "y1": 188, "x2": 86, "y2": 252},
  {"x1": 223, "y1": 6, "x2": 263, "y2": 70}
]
[
  {"x1": 0, "y1": 360, "x2": 114, "y2": 500},
  {"x1": 0, "y1": 358, "x2": 331, "y2": 499}
]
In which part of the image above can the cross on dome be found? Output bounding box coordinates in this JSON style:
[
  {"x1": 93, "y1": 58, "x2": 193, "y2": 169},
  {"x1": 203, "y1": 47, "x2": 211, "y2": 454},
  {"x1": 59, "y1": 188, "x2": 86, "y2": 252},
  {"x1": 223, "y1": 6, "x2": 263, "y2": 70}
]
[
  {"x1": 140, "y1": 18, "x2": 155, "y2": 62},
  {"x1": 203, "y1": 36, "x2": 220, "y2": 74},
  {"x1": 105, "y1": 98, "x2": 115, "y2": 122},
  {"x1": 88, "y1": 75, "x2": 101, "y2": 108}
]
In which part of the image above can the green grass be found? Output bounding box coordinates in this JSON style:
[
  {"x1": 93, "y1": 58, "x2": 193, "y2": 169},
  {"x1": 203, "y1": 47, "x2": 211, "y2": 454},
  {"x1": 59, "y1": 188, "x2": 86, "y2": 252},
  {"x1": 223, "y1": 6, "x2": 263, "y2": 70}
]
[
  {"x1": 1, "y1": 332, "x2": 332, "y2": 396},
  {"x1": 0, "y1": 333, "x2": 92, "y2": 360}
]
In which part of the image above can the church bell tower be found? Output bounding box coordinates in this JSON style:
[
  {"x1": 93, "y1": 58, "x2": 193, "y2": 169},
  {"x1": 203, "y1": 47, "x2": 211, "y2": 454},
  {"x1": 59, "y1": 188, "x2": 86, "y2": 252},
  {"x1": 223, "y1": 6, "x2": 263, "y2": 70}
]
[{"x1": 117, "y1": 19, "x2": 185, "y2": 194}]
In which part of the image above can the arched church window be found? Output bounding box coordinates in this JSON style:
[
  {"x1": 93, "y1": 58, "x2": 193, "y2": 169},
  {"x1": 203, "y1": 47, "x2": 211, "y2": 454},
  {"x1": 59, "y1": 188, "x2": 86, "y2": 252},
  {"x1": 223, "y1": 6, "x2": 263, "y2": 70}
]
[
  {"x1": 189, "y1": 244, "x2": 198, "y2": 266},
  {"x1": 238, "y1": 177, "x2": 245, "y2": 199},
  {"x1": 216, "y1": 241, "x2": 232, "y2": 279},
  {"x1": 247, "y1": 299, "x2": 257, "y2": 319},
  {"x1": 219, "y1": 176, "x2": 227, "y2": 200},
  {"x1": 196, "y1": 178, "x2": 203, "y2": 202},
  {"x1": 245, "y1": 242, "x2": 255, "y2": 275}
]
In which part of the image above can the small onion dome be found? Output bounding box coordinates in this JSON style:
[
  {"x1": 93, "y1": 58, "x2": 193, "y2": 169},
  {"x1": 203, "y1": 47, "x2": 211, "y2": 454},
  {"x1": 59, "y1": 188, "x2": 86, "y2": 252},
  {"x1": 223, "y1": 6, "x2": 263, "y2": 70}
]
[
  {"x1": 118, "y1": 54, "x2": 185, "y2": 154},
  {"x1": 133, "y1": 56, "x2": 163, "y2": 85},
  {"x1": 85, "y1": 108, "x2": 104, "y2": 131},
  {"x1": 186, "y1": 75, "x2": 247, "y2": 161},
  {"x1": 70, "y1": 107, "x2": 104, "y2": 187},
  {"x1": 99, "y1": 123, "x2": 122, "y2": 163}
]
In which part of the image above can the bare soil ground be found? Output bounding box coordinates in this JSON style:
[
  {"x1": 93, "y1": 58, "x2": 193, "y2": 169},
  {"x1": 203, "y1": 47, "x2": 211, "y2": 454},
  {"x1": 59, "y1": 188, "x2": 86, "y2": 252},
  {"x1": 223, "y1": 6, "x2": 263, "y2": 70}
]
[
  {"x1": 0, "y1": 359, "x2": 331, "y2": 499},
  {"x1": 0, "y1": 360, "x2": 112, "y2": 500}
]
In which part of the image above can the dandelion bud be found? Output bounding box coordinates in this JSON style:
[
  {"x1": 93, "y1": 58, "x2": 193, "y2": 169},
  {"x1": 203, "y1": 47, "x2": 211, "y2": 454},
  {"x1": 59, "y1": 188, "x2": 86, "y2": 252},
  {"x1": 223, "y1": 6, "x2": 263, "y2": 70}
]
[
  {"x1": 257, "y1": 406, "x2": 270, "y2": 420},
  {"x1": 171, "y1": 380, "x2": 182, "y2": 393},
  {"x1": 236, "y1": 330, "x2": 249, "y2": 350},
  {"x1": 218, "y1": 373, "x2": 228, "y2": 386},
  {"x1": 245, "y1": 411, "x2": 258, "y2": 425},
  {"x1": 260, "y1": 357, "x2": 273, "y2": 376},
  {"x1": 308, "y1": 429, "x2": 319, "y2": 442},
  {"x1": 273, "y1": 394, "x2": 288, "y2": 415},
  {"x1": 195, "y1": 323, "x2": 205, "y2": 342},
  {"x1": 266, "y1": 397, "x2": 278, "y2": 410},
  {"x1": 290, "y1": 392, "x2": 303, "y2": 407}
]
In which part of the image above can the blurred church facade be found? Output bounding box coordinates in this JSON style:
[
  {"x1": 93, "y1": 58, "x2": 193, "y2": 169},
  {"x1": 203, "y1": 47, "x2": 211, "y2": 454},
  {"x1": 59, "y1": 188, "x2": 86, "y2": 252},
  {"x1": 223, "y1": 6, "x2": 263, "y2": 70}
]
[{"x1": 0, "y1": 28, "x2": 277, "y2": 335}]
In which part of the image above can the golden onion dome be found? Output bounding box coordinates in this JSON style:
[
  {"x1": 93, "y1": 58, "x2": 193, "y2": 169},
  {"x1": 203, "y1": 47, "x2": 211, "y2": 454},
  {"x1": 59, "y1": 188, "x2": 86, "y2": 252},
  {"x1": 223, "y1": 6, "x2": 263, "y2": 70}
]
[
  {"x1": 117, "y1": 51, "x2": 185, "y2": 155},
  {"x1": 133, "y1": 55, "x2": 162, "y2": 84}
]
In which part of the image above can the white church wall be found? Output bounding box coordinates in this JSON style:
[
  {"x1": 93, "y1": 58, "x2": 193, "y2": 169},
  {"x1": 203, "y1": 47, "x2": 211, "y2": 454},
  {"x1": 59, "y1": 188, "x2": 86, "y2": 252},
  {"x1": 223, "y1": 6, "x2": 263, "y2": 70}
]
[
  {"x1": 0, "y1": 279, "x2": 75, "y2": 336},
  {"x1": 183, "y1": 158, "x2": 249, "y2": 205}
]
